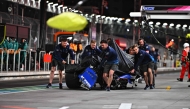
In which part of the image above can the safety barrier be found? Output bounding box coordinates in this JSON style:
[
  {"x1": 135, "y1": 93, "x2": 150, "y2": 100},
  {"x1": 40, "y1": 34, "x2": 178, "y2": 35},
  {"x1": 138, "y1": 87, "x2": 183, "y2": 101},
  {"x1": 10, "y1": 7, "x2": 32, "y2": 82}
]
[
  {"x1": 29, "y1": 50, "x2": 37, "y2": 72},
  {"x1": 1, "y1": 48, "x2": 179, "y2": 74},
  {"x1": 0, "y1": 48, "x2": 3, "y2": 72},
  {"x1": 158, "y1": 60, "x2": 178, "y2": 68},
  {"x1": 17, "y1": 50, "x2": 27, "y2": 72}
]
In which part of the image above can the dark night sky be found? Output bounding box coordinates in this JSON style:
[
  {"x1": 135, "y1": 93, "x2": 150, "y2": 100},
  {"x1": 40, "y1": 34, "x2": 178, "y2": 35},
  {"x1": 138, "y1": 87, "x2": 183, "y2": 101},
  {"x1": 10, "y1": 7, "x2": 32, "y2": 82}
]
[{"x1": 59, "y1": 0, "x2": 190, "y2": 18}]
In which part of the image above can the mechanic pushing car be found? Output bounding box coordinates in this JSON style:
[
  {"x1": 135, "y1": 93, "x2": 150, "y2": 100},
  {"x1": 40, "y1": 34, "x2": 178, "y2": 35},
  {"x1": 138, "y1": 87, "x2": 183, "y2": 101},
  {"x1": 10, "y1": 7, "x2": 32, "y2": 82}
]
[
  {"x1": 177, "y1": 43, "x2": 190, "y2": 82},
  {"x1": 131, "y1": 44, "x2": 154, "y2": 90},
  {"x1": 99, "y1": 40, "x2": 119, "y2": 91},
  {"x1": 46, "y1": 38, "x2": 75, "y2": 89},
  {"x1": 81, "y1": 40, "x2": 102, "y2": 59}
]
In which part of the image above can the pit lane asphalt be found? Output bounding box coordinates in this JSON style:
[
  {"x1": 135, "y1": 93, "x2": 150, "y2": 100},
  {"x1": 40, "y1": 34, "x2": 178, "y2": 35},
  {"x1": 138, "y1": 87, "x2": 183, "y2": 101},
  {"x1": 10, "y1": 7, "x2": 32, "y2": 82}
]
[{"x1": 0, "y1": 72, "x2": 190, "y2": 109}]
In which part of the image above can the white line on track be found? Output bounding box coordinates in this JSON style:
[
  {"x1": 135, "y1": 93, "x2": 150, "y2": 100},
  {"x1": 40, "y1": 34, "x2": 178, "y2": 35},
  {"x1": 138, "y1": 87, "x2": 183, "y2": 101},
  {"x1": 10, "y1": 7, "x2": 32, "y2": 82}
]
[
  {"x1": 59, "y1": 106, "x2": 69, "y2": 109},
  {"x1": 118, "y1": 103, "x2": 132, "y2": 109}
]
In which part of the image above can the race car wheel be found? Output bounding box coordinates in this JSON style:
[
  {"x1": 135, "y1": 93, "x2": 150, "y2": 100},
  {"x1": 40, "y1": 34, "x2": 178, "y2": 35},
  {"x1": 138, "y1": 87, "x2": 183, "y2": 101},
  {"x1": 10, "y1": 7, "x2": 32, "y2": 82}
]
[{"x1": 65, "y1": 73, "x2": 81, "y2": 89}]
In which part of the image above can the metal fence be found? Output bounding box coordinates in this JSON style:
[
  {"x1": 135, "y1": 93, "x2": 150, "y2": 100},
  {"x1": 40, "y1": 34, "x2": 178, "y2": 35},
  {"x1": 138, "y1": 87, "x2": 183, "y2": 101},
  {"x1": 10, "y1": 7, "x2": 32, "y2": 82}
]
[{"x1": 0, "y1": 48, "x2": 82, "y2": 73}]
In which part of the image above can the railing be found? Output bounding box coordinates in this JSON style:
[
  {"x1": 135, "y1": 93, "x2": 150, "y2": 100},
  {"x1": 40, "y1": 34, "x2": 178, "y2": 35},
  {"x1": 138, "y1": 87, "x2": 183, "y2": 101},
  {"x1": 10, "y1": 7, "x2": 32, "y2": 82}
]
[{"x1": 0, "y1": 48, "x2": 180, "y2": 74}]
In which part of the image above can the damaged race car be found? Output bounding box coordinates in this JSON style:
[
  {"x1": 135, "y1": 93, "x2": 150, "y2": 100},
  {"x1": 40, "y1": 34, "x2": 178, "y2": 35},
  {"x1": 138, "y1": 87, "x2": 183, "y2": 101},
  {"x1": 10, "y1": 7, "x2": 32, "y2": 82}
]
[{"x1": 65, "y1": 39, "x2": 140, "y2": 90}]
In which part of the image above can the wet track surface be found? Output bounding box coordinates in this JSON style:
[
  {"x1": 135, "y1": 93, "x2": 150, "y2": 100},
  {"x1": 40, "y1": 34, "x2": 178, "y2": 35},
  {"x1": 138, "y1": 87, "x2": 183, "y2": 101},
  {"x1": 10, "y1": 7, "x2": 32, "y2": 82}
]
[{"x1": 0, "y1": 72, "x2": 190, "y2": 109}]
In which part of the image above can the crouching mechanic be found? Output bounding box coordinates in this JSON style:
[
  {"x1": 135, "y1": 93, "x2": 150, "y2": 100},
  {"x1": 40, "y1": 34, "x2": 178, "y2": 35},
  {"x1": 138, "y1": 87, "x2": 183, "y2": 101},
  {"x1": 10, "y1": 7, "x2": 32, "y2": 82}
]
[
  {"x1": 46, "y1": 38, "x2": 75, "y2": 89},
  {"x1": 131, "y1": 44, "x2": 154, "y2": 90},
  {"x1": 100, "y1": 40, "x2": 119, "y2": 91},
  {"x1": 81, "y1": 40, "x2": 102, "y2": 59}
]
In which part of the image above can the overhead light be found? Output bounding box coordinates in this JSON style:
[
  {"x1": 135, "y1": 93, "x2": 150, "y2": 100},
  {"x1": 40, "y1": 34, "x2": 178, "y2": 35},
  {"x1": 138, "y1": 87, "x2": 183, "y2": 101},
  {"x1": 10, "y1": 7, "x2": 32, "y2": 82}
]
[
  {"x1": 183, "y1": 24, "x2": 187, "y2": 28},
  {"x1": 96, "y1": 15, "x2": 101, "y2": 18},
  {"x1": 176, "y1": 24, "x2": 181, "y2": 28},
  {"x1": 149, "y1": 21, "x2": 153, "y2": 25},
  {"x1": 118, "y1": 18, "x2": 123, "y2": 21},
  {"x1": 125, "y1": 19, "x2": 131, "y2": 22},
  {"x1": 141, "y1": 21, "x2": 145, "y2": 25},
  {"x1": 63, "y1": 6, "x2": 67, "y2": 9},
  {"x1": 163, "y1": 23, "x2": 168, "y2": 26},
  {"x1": 127, "y1": 29, "x2": 130, "y2": 32},
  {"x1": 53, "y1": 3, "x2": 58, "y2": 6},
  {"x1": 169, "y1": 23, "x2": 174, "y2": 27},
  {"x1": 155, "y1": 30, "x2": 158, "y2": 33},
  {"x1": 48, "y1": 2, "x2": 53, "y2": 5},
  {"x1": 156, "y1": 22, "x2": 160, "y2": 26},
  {"x1": 46, "y1": 1, "x2": 49, "y2": 3},
  {"x1": 129, "y1": 12, "x2": 142, "y2": 17},
  {"x1": 111, "y1": 17, "x2": 115, "y2": 20},
  {"x1": 134, "y1": 20, "x2": 138, "y2": 23},
  {"x1": 101, "y1": 16, "x2": 106, "y2": 18},
  {"x1": 74, "y1": 10, "x2": 79, "y2": 12},
  {"x1": 58, "y1": 5, "x2": 63, "y2": 8}
]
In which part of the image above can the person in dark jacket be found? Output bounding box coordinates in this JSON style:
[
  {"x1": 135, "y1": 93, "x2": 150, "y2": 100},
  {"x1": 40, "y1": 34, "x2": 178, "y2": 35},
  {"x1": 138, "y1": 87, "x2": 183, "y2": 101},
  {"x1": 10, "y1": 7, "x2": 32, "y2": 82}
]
[
  {"x1": 150, "y1": 47, "x2": 160, "y2": 77},
  {"x1": 81, "y1": 40, "x2": 101, "y2": 59},
  {"x1": 100, "y1": 40, "x2": 119, "y2": 91},
  {"x1": 46, "y1": 38, "x2": 75, "y2": 89},
  {"x1": 138, "y1": 38, "x2": 150, "y2": 53},
  {"x1": 131, "y1": 44, "x2": 154, "y2": 90}
]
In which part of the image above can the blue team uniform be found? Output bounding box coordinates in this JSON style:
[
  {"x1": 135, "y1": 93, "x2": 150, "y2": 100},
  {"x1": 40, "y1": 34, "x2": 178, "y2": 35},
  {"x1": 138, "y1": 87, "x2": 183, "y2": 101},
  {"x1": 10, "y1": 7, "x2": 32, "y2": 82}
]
[
  {"x1": 150, "y1": 51, "x2": 159, "y2": 63},
  {"x1": 53, "y1": 44, "x2": 75, "y2": 61},
  {"x1": 139, "y1": 44, "x2": 150, "y2": 52},
  {"x1": 134, "y1": 50, "x2": 154, "y2": 70},
  {"x1": 101, "y1": 46, "x2": 119, "y2": 65},
  {"x1": 81, "y1": 45, "x2": 102, "y2": 59}
]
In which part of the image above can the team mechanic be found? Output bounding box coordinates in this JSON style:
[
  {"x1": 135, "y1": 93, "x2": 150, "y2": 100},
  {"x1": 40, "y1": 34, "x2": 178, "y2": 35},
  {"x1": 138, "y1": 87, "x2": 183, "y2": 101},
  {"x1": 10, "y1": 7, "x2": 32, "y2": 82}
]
[
  {"x1": 81, "y1": 40, "x2": 101, "y2": 59},
  {"x1": 99, "y1": 40, "x2": 119, "y2": 91},
  {"x1": 131, "y1": 44, "x2": 154, "y2": 90},
  {"x1": 138, "y1": 38, "x2": 150, "y2": 53},
  {"x1": 46, "y1": 38, "x2": 75, "y2": 89}
]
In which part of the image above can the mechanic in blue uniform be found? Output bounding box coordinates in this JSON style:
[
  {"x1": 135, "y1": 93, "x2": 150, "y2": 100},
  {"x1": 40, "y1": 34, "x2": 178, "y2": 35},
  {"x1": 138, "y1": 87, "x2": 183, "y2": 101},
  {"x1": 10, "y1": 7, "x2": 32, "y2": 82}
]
[
  {"x1": 150, "y1": 46, "x2": 160, "y2": 77},
  {"x1": 46, "y1": 38, "x2": 75, "y2": 89},
  {"x1": 131, "y1": 44, "x2": 154, "y2": 90},
  {"x1": 81, "y1": 40, "x2": 101, "y2": 59},
  {"x1": 138, "y1": 38, "x2": 150, "y2": 53},
  {"x1": 100, "y1": 40, "x2": 119, "y2": 91},
  {"x1": 137, "y1": 38, "x2": 151, "y2": 83}
]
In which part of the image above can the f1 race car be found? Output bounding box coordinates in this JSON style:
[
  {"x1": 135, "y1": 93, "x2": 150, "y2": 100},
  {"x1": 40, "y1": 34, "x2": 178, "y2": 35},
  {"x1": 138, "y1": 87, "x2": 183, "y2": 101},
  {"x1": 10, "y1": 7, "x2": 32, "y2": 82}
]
[{"x1": 65, "y1": 39, "x2": 140, "y2": 90}]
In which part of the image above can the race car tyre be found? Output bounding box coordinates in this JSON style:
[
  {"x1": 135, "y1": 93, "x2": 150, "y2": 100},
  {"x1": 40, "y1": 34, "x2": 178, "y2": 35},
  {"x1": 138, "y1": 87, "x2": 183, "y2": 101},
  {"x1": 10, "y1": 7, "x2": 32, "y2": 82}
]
[{"x1": 65, "y1": 73, "x2": 81, "y2": 89}]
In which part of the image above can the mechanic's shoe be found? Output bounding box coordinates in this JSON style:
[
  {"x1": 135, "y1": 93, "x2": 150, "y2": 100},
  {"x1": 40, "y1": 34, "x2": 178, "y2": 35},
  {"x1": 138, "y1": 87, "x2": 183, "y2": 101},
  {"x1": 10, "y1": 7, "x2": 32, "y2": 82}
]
[
  {"x1": 144, "y1": 85, "x2": 149, "y2": 90},
  {"x1": 188, "y1": 85, "x2": 190, "y2": 87},
  {"x1": 106, "y1": 87, "x2": 110, "y2": 91},
  {"x1": 59, "y1": 83, "x2": 63, "y2": 89},
  {"x1": 155, "y1": 74, "x2": 157, "y2": 77},
  {"x1": 187, "y1": 79, "x2": 190, "y2": 82},
  {"x1": 150, "y1": 85, "x2": 154, "y2": 89},
  {"x1": 46, "y1": 83, "x2": 52, "y2": 88},
  {"x1": 177, "y1": 78, "x2": 183, "y2": 82}
]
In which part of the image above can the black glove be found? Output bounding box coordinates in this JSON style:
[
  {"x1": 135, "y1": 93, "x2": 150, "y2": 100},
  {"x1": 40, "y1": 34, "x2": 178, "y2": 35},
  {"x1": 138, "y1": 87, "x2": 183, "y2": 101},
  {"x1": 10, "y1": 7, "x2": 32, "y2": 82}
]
[{"x1": 181, "y1": 62, "x2": 186, "y2": 67}]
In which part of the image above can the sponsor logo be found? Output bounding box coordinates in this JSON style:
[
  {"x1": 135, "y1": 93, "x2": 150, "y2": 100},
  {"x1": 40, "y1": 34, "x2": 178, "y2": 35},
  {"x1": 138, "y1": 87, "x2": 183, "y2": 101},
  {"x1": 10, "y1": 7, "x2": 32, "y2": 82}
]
[
  {"x1": 143, "y1": 7, "x2": 155, "y2": 11},
  {"x1": 80, "y1": 75, "x2": 91, "y2": 88}
]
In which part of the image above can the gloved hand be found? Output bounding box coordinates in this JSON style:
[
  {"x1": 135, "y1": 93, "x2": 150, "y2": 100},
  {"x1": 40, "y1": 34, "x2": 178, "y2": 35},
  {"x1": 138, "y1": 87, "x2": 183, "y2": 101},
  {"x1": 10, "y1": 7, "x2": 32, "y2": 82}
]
[{"x1": 181, "y1": 62, "x2": 186, "y2": 67}]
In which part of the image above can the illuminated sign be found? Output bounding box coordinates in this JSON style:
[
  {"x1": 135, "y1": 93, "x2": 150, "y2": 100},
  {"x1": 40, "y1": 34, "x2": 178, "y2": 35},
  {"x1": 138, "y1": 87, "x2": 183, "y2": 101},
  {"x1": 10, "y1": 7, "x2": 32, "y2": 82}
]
[{"x1": 143, "y1": 7, "x2": 155, "y2": 11}]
